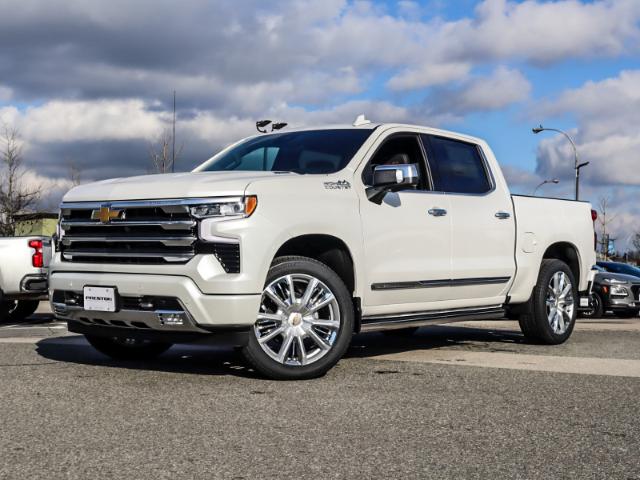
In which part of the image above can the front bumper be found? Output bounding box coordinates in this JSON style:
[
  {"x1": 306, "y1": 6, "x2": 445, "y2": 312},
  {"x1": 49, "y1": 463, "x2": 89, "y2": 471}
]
[
  {"x1": 50, "y1": 272, "x2": 262, "y2": 332},
  {"x1": 597, "y1": 284, "x2": 640, "y2": 311}
]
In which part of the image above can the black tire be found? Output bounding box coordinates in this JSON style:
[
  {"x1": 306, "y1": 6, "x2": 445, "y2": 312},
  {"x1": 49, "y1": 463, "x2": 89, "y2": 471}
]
[
  {"x1": 518, "y1": 259, "x2": 577, "y2": 344},
  {"x1": 580, "y1": 293, "x2": 604, "y2": 319},
  {"x1": 382, "y1": 327, "x2": 419, "y2": 337},
  {"x1": 242, "y1": 256, "x2": 354, "y2": 380},
  {"x1": 0, "y1": 300, "x2": 39, "y2": 322},
  {"x1": 85, "y1": 335, "x2": 172, "y2": 360},
  {"x1": 613, "y1": 310, "x2": 639, "y2": 319},
  {"x1": 0, "y1": 301, "x2": 12, "y2": 322}
]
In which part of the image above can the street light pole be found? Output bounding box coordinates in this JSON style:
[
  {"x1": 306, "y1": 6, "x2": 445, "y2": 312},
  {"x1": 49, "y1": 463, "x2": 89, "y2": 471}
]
[
  {"x1": 532, "y1": 125, "x2": 589, "y2": 201},
  {"x1": 532, "y1": 178, "x2": 560, "y2": 196}
]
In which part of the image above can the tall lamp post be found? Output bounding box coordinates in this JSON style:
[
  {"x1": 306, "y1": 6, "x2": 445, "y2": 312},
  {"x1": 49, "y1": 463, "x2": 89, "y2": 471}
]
[
  {"x1": 532, "y1": 178, "x2": 559, "y2": 196},
  {"x1": 532, "y1": 125, "x2": 589, "y2": 200}
]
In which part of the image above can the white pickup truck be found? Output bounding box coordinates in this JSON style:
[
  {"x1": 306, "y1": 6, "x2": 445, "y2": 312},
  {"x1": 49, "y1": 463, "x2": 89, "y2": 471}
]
[
  {"x1": 1, "y1": 236, "x2": 51, "y2": 321},
  {"x1": 50, "y1": 121, "x2": 596, "y2": 379}
]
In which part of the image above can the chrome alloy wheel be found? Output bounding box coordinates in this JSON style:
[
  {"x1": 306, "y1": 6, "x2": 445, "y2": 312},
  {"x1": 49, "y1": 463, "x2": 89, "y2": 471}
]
[
  {"x1": 546, "y1": 271, "x2": 575, "y2": 334},
  {"x1": 254, "y1": 274, "x2": 341, "y2": 366}
]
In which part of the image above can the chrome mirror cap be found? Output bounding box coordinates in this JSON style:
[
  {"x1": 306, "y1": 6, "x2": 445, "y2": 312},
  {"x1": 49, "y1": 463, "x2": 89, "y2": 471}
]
[{"x1": 372, "y1": 163, "x2": 419, "y2": 187}]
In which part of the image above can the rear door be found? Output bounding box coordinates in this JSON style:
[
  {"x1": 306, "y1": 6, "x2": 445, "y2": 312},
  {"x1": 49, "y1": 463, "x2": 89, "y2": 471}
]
[{"x1": 421, "y1": 134, "x2": 516, "y2": 304}]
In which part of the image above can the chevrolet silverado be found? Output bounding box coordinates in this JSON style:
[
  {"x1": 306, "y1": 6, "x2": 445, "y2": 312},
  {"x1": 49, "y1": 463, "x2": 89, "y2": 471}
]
[{"x1": 51, "y1": 120, "x2": 596, "y2": 379}]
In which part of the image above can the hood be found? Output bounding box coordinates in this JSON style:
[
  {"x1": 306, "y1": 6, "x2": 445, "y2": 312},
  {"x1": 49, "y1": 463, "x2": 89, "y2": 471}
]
[
  {"x1": 62, "y1": 171, "x2": 298, "y2": 202},
  {"x1": 595, "y1": 272, "x2": 640, "y2": 284}
]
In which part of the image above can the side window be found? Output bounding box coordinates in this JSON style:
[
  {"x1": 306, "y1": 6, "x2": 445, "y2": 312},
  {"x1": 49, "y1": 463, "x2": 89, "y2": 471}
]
[
  {"x1": 422, "y1": 135, "x2": 491, "y2": 194},
  {"x1": 363, "y1": 135, "x2": 427, "y2": 189}
]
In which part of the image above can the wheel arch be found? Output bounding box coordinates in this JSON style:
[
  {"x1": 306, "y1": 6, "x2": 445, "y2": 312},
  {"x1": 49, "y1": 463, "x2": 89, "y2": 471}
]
[
  {"x1": 542, "y1": 241, "x2": 581, "y2": 285},
  {"x1": 273, "y1": 234, "x2": 356, "y2": 295}
]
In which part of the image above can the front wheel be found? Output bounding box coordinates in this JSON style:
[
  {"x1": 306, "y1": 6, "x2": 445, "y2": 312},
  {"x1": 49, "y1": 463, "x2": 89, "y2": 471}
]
[
  {"x1": 0, "y1": 300, "x2": 40, "y2": 322},
  {"x1": 85, "y1": 335, "x2": 172, "y2": 360},
  {"x1": 518, "y1": 259, "x2": 577, "y2": 344},
  {"x1": 580, "y1": 293, "x2": 603, "y2": 319},
  {"x1": 242, "y1": 256, "x2": 354, "y2": 380}
]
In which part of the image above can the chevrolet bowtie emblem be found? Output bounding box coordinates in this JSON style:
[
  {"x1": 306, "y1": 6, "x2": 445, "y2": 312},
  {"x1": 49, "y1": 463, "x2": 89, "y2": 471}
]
[{"x1": 91, "y1": 205, "x2": 123, "y2": 224}]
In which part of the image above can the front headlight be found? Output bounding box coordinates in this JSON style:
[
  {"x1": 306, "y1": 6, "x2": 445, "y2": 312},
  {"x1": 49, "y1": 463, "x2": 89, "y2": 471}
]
[
  {"x1": 610, "y1": 285, "x2": 629, "y2": 296},
  {"x1": 603, "y1": 278, "x2": 627, "y2": 284},
  {"x1": 190, "y1": 196, "x2": 257, "y2": 220}
]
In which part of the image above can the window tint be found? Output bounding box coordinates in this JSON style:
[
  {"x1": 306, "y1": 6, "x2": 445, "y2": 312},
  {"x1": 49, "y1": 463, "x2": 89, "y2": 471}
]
[
  {"x1": 363, "y1": 135, "x2": 427, "y2": 189},
  {"x1": 423, "y1": 135, "x2": 491, "y2": 194},
  {"x1": 196, "y1": 129, "x2": 372, "y2": 174}
]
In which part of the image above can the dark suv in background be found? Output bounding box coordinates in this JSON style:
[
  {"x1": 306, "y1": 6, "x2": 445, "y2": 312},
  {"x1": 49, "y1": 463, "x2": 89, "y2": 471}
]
[{"x1": 582, "y1": 262, "x2": 640, "y2": 318}]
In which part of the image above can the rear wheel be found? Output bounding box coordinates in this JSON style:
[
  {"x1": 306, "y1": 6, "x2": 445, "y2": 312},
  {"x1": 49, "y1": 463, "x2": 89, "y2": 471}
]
[
  {"x1": 85, "y1": 335, "x2": 172, "y2": 360},
  {"x1": 242, "y1": 256, "x2": 354, "y2": 380},
  {"x1": 518, "y1": 259, "x2": 577, "y2": 344}
]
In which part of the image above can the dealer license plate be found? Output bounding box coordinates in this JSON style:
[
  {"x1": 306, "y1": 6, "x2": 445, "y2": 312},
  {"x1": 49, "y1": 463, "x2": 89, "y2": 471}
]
[{"x1": 83, "y1": 286, "x2": 116, "y2": 312}]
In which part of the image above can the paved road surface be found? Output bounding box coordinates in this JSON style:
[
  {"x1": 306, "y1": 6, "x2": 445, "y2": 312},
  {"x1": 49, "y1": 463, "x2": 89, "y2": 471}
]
[{"x1": 0, "y1": 306, "x2": 638, "y2": 479}]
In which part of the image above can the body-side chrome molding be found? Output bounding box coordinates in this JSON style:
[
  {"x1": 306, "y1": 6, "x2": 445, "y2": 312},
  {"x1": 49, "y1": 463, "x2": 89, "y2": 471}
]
[
  {"x1": 360, "y1": 305, "x2": 505, "y2": 332},
  {"x1": 371, "y1": 276, "x2": 510, "y2": 291}
]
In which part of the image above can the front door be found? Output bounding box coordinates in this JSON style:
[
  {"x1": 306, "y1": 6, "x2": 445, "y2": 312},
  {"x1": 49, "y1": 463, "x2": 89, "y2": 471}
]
[{"x1": 359, "y1": 132, "x2": 453, "y2": 315}]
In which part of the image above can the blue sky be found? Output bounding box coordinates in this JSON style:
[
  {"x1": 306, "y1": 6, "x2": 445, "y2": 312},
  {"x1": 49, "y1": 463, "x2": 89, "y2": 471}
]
[{"x1": 0, "y1": 0, "x2": 639, "y2": 249}]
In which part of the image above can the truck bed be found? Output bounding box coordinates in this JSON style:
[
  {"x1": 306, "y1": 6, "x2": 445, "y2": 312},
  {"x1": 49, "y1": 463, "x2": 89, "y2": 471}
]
[{"x1": 508, "y1": 195, "x2": 596, "y2": 303}]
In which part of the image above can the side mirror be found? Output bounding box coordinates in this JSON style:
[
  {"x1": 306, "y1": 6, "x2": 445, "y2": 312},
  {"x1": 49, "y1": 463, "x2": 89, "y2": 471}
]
[
  {"x1": 367, "y1": 164, "x2": 419, "y2": 204},
  {"x1": 372, "y1": 164, "x2": 419, "y2": 187}
]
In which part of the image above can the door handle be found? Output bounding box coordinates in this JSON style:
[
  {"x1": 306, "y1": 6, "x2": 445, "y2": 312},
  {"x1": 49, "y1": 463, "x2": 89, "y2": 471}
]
[
  {"x1": 495, "y1": 211, "x2": 511, "y2": 219},
  {"x1": 428, "y1": 208, "x2": 447, "y2": 217}
]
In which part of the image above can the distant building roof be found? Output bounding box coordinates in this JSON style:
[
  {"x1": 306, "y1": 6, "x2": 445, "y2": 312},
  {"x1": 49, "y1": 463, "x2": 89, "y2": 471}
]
[{"x1": 12, "y1": 212, "x2": 58, "y2": 220}]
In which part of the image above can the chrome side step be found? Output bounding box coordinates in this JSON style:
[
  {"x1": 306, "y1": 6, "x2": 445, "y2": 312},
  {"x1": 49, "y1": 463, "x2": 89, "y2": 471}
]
[{"x1": 360, "y1": 306, "x2": 505, "y2": 332}]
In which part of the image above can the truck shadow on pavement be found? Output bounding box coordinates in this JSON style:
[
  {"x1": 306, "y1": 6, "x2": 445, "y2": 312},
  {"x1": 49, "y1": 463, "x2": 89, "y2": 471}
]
[
  {"x1": 34, "y1": 323, "x2": 527, "y2": 378},
  {"x1": 35, "y1": 336, "x2": 262, "y2": 378},
  {"x1": 348, "y1": 324, "x2": 527, "y2": 359}
]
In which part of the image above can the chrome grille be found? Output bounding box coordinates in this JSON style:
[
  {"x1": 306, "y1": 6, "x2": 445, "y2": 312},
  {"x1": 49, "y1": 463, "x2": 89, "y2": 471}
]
[{"x1": 59, "y1": 200, "x2": 198, "y2": 264}]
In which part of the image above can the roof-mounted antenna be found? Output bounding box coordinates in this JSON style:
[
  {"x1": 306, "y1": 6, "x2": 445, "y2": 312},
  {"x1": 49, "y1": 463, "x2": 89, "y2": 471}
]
[
  {"x1": 353, "y1": 114, "x2": 371, "y2": 127},
  {"x1": 271, "y1": 122, "x2": 288, "y2": 131},
  {"x1": 256, "y1": 119, "x2": 272, "y2": 133}
]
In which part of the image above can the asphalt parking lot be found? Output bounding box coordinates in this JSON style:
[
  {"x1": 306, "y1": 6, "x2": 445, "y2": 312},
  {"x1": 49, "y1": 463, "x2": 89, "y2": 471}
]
[{"x1": 0, "y1": 305, "x2": 639, "y2": 479}]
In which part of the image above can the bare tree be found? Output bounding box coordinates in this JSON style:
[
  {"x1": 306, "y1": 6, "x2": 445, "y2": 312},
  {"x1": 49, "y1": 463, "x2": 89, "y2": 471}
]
[
  {"x1": 148, "y1": 127, "x2": 183, "y2": 174},
  {"x1": 67, "y1": 159, "x2": 83, "y2": 186},
  {"x1": 632, "y1": 233, "x2": 640, "y2": 257},
  {"x1": 597, "y1": 196, "x2": 618, "y2": 260},
  {"x1": 0, "y1": 124, "x2": 42, "y2": 236}
]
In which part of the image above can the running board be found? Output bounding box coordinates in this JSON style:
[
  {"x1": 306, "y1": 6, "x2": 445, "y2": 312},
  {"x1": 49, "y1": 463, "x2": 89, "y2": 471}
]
[{"x1": 360, "y1": 306, "x2": 505, "y2": 332}]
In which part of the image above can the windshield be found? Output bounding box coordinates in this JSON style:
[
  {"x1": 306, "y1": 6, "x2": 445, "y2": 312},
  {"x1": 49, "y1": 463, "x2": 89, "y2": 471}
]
[
  {"x1": 598, "y1": 262, "x2": 640, "y2": 278},
  {"x1": 195, "y1": 129, "x2": 373, "y2": 174}
]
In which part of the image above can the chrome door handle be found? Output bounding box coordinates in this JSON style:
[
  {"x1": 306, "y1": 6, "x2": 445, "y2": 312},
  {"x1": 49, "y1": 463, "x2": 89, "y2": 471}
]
[
  {"x1": 495, "y1": 211, "x2": 511, "y2": 219},
  {"x1": 428, "y1": 208, "x2": 447, "y2": 217}
]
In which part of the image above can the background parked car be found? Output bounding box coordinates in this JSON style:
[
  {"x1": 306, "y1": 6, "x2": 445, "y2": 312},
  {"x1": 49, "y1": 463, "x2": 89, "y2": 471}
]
[
  {"x1": 597, "y1": 261, "x2": 640, "y2": 279},
  {"x1": 582, "y1": 264, "x2": 640, "y2": 319},
  {"x1": 0, "y1": 237, "x2": 52, "y2": 322}
]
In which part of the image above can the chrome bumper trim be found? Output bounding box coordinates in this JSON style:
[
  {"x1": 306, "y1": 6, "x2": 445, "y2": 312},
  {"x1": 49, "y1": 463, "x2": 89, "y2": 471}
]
[{"x1": 52, "y1": 303, "x2": 208, "y2": 333}]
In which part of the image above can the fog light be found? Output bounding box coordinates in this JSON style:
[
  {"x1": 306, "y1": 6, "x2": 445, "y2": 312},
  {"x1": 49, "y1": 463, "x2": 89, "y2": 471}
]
[{"x1": 157, "y1": 311, "x2": 186, "y2": 326}]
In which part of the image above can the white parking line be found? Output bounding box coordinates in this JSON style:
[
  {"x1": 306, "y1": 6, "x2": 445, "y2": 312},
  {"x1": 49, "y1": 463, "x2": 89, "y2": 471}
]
[
  {"x1": 374, "y1": 350, "x2": 640, "y2": 378},
  {"x1": 3, "y1": 325, "x2": 67, "y2": 330},
  {"x1": 0, "y1": 337, "x2": 51, "y2": 344},
  {"x1": 457, "y1": 319, "x2": 640, "y2": 333}
]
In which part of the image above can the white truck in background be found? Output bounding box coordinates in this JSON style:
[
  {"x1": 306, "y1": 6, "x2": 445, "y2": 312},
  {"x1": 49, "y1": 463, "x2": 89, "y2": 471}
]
[
  {"x1": 0, "y1": 237, "x2": 51, "y2": 321},
  {"x1": 50, "y1": 121, "x2": 596, "y2": 379}
]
